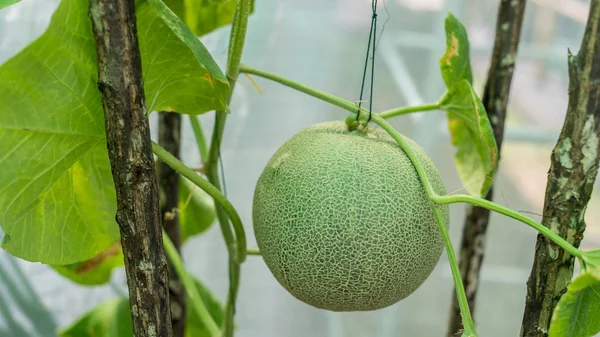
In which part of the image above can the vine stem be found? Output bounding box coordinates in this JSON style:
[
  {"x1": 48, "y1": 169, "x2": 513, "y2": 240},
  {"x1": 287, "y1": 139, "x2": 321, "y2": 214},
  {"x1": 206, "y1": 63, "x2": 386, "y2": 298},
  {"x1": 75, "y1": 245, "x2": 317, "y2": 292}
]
[
  {"x1": 371, "y1": 114, "x2": 478, "y2": 337},
  {"x1": 379, "y1": 102, "x2": 440, "y2": 119},
  {"x1": 206, "y1": 2, "x2": 252, "y2": 336},
  {"x1": 162, "y1": 230, "x2": 220, "y2": 337},
  {"x1": 189, "y1": 116, "x2": 208, "y2": 161},
  {"x1": 433, "y1": 194, "x2": 582, "y2": 258},
  {"x1": 151, "y1": 141, "x2": 247, "y2": 263},
  {"x1": 239, "y1": 64, "x2": 442, "y2": 119}
]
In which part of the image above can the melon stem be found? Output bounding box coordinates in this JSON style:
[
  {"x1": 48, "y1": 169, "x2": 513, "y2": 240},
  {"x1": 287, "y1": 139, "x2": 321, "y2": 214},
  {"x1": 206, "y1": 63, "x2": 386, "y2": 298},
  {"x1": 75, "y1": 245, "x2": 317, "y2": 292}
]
[{"x1": 379, "y1": 102, "x2": 441, "y2": 119}]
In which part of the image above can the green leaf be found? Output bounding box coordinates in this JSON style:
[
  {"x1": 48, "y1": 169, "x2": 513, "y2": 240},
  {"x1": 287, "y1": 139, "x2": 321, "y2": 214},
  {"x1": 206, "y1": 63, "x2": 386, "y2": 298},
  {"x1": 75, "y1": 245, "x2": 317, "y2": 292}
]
[
  {"x1": 0, "y1": 0, "x2": 20, "y2": 10},
  {"x1": 440, "y1": 80, "x2": 497, "y2": 197},
  {"x1": 166, "y1": 0, "x2": 255, "y2": 37},
  {"x1": 51, "y1": 242, "x2": 124, "y2": 286},
  {"x1": 438, "y1": 13, "x2": 497, "y2": 197},
  {"x1": 582, "y1": 250, "x2": 600, "y2": 270},
  {"x1": 0, "y1": 0, "x2": 228, "y2": 264},
  {"x1": 143, "y1": 0, "x2": 229, "y2": 113},
  {"x1": 179, "y1": 176, "x2": 216, "y2": 244},
  {"x1": 549, "y1": 268, "x2": 600, "y2": 337},
  {"x1": 58, "y1": 278, "x2": 224, "y2": 337}
]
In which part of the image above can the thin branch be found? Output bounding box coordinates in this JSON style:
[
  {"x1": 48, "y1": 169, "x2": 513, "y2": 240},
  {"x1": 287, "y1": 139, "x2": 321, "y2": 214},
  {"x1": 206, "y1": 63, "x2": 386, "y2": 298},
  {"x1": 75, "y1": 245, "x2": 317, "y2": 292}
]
[
  {"x1": 446, "y1": 1, "x2": 527, "y2": 335},
  {"x1": 158, "y1": 111, "x2": 185, "y2": 337},
  {"x1": 88, "y1": 1, "x2": 172, "y2": 336},
  {"x1": 520, "y1": 1, "x2": 600, "y2": 336}
]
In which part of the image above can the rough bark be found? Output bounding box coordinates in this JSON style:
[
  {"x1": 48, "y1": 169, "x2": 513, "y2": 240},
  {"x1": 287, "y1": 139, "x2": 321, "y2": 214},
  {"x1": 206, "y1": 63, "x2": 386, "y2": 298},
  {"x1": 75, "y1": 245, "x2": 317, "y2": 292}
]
[
  {"x1": 520, "y1": 1, "x2": 600, "y2": 336},
  {"x1": 88, "y1": 1, "x2": 173, "y2": 336},
  {"x1": 447, "y1": 1, "x2": 527, "y2": 335},
  {"x1": 158, "y1": 111, "x2": 185, "y2": 337}
]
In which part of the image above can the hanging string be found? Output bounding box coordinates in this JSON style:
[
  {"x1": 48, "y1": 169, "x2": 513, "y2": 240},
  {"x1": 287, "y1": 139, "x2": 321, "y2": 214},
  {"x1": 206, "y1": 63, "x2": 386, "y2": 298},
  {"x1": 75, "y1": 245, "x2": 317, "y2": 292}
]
[{"x1": 357, "y1": 0, "x2": 379, "y2": 122}]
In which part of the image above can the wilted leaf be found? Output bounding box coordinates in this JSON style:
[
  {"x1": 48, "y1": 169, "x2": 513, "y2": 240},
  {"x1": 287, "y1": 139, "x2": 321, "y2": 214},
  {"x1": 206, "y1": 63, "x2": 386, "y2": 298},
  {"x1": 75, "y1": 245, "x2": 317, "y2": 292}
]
[
  {"x1": 440, "y1": 80, "x2": 497, "y2": 197},
  {"x1": 58, "y1": 278, "x2": 224, "y2": 337},
  {"x1": 166, "y1": 0, "x2": 255, "y2": 37},
  {"x1": 438, "y1": 13, "x2": 497, "y2": 197},
  {"x1": 0, "y1": 0, "x2": 228, "y2": 264},
  {"x1": 439, "y1": 13, "x2": 473, "y2": 88},
  {"x1": 51, "y1": 242, "x2": 124, "y2": 286},
  {"x1": 549, "y1": 268, "x2": 600, "y2": 337}
]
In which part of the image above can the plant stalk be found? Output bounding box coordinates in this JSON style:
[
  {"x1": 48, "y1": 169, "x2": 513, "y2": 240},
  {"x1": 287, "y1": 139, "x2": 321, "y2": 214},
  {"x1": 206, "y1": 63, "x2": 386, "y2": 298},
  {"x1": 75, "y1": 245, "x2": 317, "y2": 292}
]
[
  {"x1": 240, "y1": 64, "x2": 442, "y2": 119},
  {"x1": 158, "y1": 111, "x2": 186, "y2": 337},
  {"x1": 371, "y1": 114, "x2": 478, "y2": 337},
  {"x1": 520, "y1": 1, "x2": 600, "y2": 336},
  {"x1": 189, "y1": 115, "x2": 209, "y2": 162},
  {"x1": 432, "y1": 195, "x2": 581, "y2": 258},
  {"x1": 152, "y1": 141, "x2": 247, "y2": 263},
  {"x1": 447, "y1": 1, "x2": 527, "y2": 335},
  {"x1": 206, "y1": 1, "x2": 251, "y2": 336},
  {"x1": 162, "y1": 230, "x2": 220, "y2": 337},
  {"x1": 379, "y1": 102, "x2": 440, "y2": 119},
  {"x1": 88, "y1": 1, "x2": 172, "y2": 336}
]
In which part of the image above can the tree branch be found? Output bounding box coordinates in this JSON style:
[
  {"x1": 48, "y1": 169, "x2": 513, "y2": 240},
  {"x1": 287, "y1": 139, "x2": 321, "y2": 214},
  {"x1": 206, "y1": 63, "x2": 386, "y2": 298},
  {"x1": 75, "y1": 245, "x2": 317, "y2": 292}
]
[
  {"x1": 89, "y1": 1, "x2": 172, "y2": 336},
  {"x1": 158, "y1": 111, "x2": 185, "y2": 337},
  {"x1": 520, "y1": 1, "x2": 600, "y2": 336},
  {"x1": 447, "y1": 1, "x2": 527, "y2": 335}
]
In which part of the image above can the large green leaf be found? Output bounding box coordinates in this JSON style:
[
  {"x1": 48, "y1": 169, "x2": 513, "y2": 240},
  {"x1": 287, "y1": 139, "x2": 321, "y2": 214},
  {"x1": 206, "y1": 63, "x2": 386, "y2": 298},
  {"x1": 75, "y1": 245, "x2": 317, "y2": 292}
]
[
  {"x1": 166, "y1": 0, "x2": 255, "y2": 37},
  {"x1": 0, "y1": 0, "x2": 20, "y2": 10},
  {"x1": 438, "y1": 13, "x2": 497, "y2": 197},
  {"x1": 144, "y1": 0, "x2": 229, "y2": 113},
  {"x1": 549, "y1": 268, "x2": 600, "y2": 337},
  {"x1": 52, "y1": 175, "x2": 216, "y2": 286},
  {"x1": 51, "y1": 242, "x2": 124, "y2": 286},
  {"x1": 0, "y1": 0, "x2": 228, "y2": 264},
  {"x1": 179, "y1": 176, "x2": 216, "y2": 244},
  {"x1": 58, "y1": 278, "x2": 224, "y2": 337}
]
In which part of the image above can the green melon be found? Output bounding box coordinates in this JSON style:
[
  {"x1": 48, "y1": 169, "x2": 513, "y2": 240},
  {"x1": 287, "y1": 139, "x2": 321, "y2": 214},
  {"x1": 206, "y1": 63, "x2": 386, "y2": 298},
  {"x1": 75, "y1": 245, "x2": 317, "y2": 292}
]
[{"x1": 252, "y1": 120, "x2": 449, "y2": 311}]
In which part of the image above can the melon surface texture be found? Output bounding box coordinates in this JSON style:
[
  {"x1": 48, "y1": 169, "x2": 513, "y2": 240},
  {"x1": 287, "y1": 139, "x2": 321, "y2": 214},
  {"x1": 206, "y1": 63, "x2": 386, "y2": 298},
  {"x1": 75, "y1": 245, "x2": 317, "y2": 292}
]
[{"x1": 252, "y1": 120, "x2": 449, "y2": 311}]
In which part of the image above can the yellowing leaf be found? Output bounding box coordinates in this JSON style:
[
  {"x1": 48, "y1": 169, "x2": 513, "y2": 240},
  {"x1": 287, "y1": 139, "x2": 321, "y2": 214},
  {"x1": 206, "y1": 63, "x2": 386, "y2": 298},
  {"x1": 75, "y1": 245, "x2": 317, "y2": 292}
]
[
  {"x1": 438, "y1": 13, "x2": 497, "y2": 197},
  {"x1": 51, "y1": 242, "x2": 124, "y2": 286},
  {"x1": 440, "y1": 80, "x2": 497, "y2": 197}
]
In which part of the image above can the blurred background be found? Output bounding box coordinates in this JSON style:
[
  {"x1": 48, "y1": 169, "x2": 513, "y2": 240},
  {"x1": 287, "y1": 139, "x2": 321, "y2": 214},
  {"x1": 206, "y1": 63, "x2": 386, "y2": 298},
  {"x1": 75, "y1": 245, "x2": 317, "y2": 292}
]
[{"x1": 0, "y1": 0, "x2": 598, "y2": 336}]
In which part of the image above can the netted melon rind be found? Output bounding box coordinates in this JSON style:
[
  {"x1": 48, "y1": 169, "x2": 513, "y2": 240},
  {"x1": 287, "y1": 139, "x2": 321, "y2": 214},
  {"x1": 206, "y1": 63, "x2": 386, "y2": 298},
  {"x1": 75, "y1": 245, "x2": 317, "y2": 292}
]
[{"x1": 252, "y1": 121, "x2": 449, "y2": 311}]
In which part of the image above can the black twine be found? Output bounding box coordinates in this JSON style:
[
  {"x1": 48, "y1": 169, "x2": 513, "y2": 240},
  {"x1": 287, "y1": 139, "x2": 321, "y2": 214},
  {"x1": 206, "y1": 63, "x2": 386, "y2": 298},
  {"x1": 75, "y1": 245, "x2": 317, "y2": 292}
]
[{"x1": 357, "y1": 0, "x2": 378, "y2": 122}]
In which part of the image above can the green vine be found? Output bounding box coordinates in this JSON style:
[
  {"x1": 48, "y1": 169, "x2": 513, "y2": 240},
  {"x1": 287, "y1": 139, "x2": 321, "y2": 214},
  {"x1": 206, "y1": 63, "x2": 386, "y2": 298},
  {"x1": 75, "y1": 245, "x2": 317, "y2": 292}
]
[
  {"x1": 204, "y1": 1, "x2": 252, "y2": 336},
  {"x1": 151, "y1": 141, "x2": 247, "y2": 263},
  {"x1": 371, "y1": 114, "x2": 477, "y2": 337}
]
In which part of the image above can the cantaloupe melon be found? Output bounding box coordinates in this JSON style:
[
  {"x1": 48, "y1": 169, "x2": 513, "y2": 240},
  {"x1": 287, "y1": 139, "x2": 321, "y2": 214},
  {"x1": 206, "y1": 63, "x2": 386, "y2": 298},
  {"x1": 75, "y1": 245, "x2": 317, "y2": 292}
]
[{"x1": 252, "y1": 120, "x2": 449, "y2": 311}]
